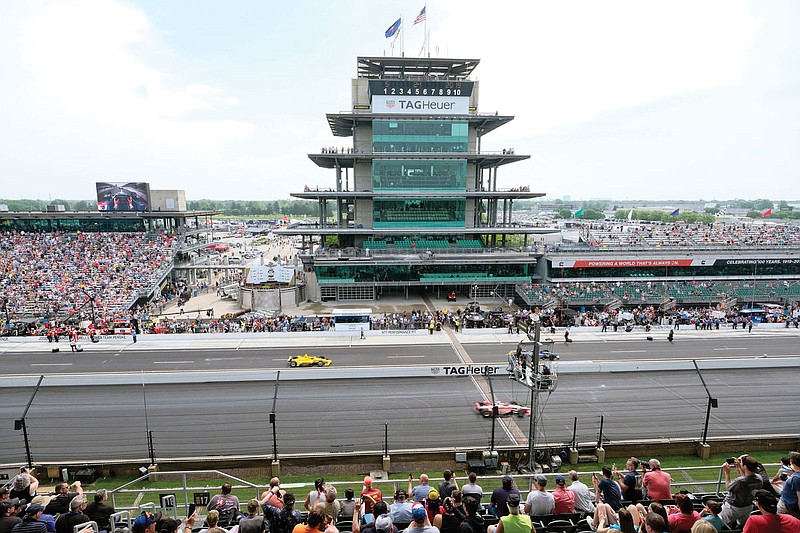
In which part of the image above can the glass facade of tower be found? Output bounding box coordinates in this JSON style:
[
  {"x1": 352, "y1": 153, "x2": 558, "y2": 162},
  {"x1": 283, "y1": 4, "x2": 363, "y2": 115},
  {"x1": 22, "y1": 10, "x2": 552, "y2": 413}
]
[
  {"x1": 372, "y1": 120, "x2": 468, "y2": 153},
  {"x1": 372, "y1": 160, "x2": 467, "y2": 190},
  {"x1": 371, "y1": 119, "x2": 468, "y2": 228}
]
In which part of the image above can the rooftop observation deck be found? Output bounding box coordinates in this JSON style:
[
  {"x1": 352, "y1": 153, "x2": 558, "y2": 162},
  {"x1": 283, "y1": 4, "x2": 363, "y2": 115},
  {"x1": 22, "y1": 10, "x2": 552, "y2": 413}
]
[
  {"x1": 356, "y1": 56, "x2": 480, "y2": 79},
  {"x1": 308, "y1": 149, "x2": 529, "y2": 169}
]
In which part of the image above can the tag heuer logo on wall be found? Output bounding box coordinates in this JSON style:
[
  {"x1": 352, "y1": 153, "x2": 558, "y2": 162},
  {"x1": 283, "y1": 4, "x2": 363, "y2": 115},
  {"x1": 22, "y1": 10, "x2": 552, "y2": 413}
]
[{"x1": 386, "y1": 100, "x2": 395, "y2": 109}]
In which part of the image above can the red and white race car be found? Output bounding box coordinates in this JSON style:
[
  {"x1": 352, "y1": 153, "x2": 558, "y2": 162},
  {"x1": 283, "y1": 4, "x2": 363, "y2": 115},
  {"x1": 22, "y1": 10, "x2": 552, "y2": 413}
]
[{"x1": 474, "y1": 401, "x2": 531, "y2": 418}]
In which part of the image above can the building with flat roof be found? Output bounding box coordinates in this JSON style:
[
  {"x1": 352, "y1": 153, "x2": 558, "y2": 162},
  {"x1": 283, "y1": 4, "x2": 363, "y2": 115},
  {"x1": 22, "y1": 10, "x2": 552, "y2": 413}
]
[{"x1": 277, "y1": 56, "x2": 555, "y2": 302}]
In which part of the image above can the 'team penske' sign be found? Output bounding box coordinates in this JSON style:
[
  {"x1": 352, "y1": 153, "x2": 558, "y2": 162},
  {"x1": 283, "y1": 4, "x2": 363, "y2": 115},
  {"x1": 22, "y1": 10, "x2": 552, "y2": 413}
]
[
  {"x1": 372, "y1": 94, "x2": 469, "y2": 115},
  {"x1": 430, "y1": 365, "x2": 503, "y2": 376}
]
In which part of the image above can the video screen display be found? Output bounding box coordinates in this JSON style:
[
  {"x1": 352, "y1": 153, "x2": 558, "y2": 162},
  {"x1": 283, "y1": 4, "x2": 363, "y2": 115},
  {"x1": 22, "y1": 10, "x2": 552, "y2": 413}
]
[{"x1": 96, "y1": 182, "x2": 150, "y2": 211}]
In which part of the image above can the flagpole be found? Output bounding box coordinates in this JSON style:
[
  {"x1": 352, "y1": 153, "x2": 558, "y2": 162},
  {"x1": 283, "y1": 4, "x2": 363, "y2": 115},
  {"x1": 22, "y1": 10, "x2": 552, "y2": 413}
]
[
  {"x1": 424, "y1": 4, "x2": 428, "y2": 57},
  {"x1": 400, "y1": 14, "x2": 404, "y2": 57}
]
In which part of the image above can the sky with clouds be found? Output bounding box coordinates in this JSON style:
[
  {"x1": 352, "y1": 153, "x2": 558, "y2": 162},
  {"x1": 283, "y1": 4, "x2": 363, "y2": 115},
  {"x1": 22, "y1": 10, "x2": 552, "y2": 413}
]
[{"x1": 0, "y1": 0, "x2": 798, "y2": 202}]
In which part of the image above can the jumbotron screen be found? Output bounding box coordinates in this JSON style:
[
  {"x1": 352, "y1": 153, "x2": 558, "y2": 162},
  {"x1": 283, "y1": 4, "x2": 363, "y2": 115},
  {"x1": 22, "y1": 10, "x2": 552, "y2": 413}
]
[{"x1": 96, "y1": 182, "x2": 151, "y2": 212}]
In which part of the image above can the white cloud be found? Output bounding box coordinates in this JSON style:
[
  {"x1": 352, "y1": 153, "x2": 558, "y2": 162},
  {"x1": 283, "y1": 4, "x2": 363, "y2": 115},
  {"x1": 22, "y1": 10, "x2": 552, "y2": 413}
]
[
  {"x1": 435, "y1": 0, "x2": 759, "y2": 134},
  {"x1": 8, "y1": 0, "x2": 255, "y2": 166}
]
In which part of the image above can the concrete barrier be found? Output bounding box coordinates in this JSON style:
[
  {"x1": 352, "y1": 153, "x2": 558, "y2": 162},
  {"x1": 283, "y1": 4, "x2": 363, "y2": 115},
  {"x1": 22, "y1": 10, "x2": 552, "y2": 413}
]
[{"x1": 2, "y1": 356, "x2": 798, "y2": 388}]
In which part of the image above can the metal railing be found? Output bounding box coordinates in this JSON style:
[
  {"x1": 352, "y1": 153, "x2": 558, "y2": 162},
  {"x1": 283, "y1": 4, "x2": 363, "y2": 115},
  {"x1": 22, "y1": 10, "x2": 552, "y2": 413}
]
[{"x1": 103, "y1": 464, "x2": 781, "y2": 518}]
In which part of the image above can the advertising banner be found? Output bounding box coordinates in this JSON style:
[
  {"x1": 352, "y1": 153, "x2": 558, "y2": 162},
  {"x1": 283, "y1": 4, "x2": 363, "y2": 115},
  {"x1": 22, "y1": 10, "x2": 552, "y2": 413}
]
[{"x1": 372, "y1": 95, "x2": 469, "y2": 115}]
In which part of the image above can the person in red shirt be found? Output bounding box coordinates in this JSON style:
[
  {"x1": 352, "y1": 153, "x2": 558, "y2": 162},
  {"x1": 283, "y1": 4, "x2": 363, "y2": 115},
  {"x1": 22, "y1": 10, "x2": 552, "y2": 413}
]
[
  {"x1": 666, "y1": 494, "x2": 700, "y2": 533},
  {"x1": 552, "y1": 475, "x2": 575, "y2": 515},
  {"x1": 743, "y1": 490, "x2": 800, "y2": 533},
  {"x1": 642, "y1": 459, "x2": 672, "y2": 502},
  {"x1": 361, "y1": 477, "x2": 382, "y2": 516}
]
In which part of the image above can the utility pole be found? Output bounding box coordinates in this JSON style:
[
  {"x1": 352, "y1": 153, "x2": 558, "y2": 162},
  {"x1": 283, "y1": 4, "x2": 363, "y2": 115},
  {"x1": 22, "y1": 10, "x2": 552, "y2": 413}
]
[{"x1": 15, "y1": 376, "x2": 44, "y2": 467}]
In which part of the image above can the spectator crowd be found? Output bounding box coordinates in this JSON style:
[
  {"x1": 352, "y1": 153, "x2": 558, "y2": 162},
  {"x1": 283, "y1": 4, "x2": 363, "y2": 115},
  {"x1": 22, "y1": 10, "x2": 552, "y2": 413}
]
[{"x1": 4, "y1": 452, "x2": 799, "y2": 533}]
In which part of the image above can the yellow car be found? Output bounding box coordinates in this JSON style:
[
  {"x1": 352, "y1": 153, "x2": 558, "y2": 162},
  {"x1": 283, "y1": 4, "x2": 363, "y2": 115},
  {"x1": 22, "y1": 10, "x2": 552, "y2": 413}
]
[{"x1": 288, "y1": 354, "x2": 332, "y2": 367}]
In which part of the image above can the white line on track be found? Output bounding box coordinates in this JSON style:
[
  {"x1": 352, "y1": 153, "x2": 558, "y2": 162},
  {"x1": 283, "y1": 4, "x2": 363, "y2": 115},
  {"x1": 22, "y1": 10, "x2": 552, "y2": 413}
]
[
  {"x1": 611, "y1": 350, "x2": 647, "y2": 353},
  {"x1": 205, "y1": 357, "x2": 245, "y2": 361},
  {"x1": 31, "y1": 363, "x2": 72, "y2": 366},
  {"x1": 387, "y1": 355, "x2": 426, "y2": 358},
  {"x1": 153, "y1": 361, "x2": 194, "y2": 364},
  {"x1": 712, "y1": 347, "x2": 748, "y2": 350}
]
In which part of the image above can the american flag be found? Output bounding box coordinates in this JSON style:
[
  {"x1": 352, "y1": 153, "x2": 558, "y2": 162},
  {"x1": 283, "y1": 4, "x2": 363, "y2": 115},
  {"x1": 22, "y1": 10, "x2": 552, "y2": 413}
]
[{"x1": 414, "y1": 6, "x2": 426, "y2": 25}]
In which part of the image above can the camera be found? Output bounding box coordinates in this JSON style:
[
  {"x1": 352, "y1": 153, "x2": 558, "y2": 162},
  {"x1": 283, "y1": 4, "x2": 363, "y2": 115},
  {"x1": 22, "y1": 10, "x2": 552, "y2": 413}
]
[
  {"x1": 781, "y1": 473, "x2": 788, "y2": 481},
  {"x1": 726, "y1": 458, "x2": 736, "y2": 465}
]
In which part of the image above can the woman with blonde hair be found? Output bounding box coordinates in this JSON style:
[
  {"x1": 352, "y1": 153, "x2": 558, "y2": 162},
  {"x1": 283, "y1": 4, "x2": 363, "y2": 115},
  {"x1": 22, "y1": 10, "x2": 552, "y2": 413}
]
[{"x1": 689, "y1": 520, "x2": 717, "y2": 533}]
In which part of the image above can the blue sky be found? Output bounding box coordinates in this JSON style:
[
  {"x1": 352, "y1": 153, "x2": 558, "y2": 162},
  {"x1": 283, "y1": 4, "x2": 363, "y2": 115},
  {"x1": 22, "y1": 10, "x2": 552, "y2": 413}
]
[{"x1": 0, "y1": 0, "x2": 798, "y2": 201}]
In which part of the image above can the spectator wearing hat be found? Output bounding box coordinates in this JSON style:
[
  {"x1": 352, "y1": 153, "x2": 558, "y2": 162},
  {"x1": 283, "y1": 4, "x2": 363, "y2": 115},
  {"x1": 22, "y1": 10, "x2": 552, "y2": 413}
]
[
  {"x1": 490, "y1": 476, "x2": 520, "y2": 519},
  {"x1": 0, "y1": 500, "x2": 22, "y2": 533},
  {"x1": 207, "y1": 483, "x2": 240, "y2": 527},
  {"x1": 352, "y1": 499, "x2": 396, "y2": 533},
  {"x1": 9, "y1": 469, "x2": 39, "y2": 504},
  {"x1": 720, "y1": 456, "x2": 765, "y2": 528},
  {"x1": 44, "y1": 482, "x2": 83, "y2": 517},
  {"x1": 552, "y1": 476, "x2": 575, "y2": 516},
  {"x1": 486, "y1": 494, "x2": 533, "y2": 533},
  {"x1": 11, "y1": 505, "x2": 48, "y2": 533},
  {"x1": 234, "y1": 500, "x2": 266, "y2": 533},
  {"x1": 85, "y1": 490, "x2": 115, "y2": 533},
  {"x1": 262, "y1": 492, "x2": 301, "y2": 533},
  {"x1": 641, "y1": 460, "x2": 671, "y2": 502},
  {"x1": 362, "y1": 478, "x2": 382, "y2": 516},
  {"x1": 373, "y1": 515, "x2": 394, "y2": 533},
  {"x1": 779, "y1": 451, "x2": 800, "y2": 519},
  {"x1": 457, "y1": 498, "x2": 483, "y2": 533},
  {"x1": 566, "y1": 471, "x2": 595, "y2": 515},
  {"x1": 26, "y1": 498, "x2": 55, "y2": 533},
  {"x1": 524, "y1": 476, "x2": 554, "y2": 517},
  {"x1": 743, "y1": 489, "x2": 800, "y2": 532},
  {"x1": 131, "y1": 513, "x2": 159, "y2": 533},
  {"x1": 55, "y1": 496, "x2": 89, "y2": 533},
  {"x1": 156, "y1": 517, "x2": 181, "y2": 533},
  {"x1": 403, "y1": 505, "x2": 438, "y2": 533},
  {"x1": 423, "y1": 491, "x2": 441, "y2": 524},
  {"x1": 318, "y1": 486, "x2": 340, "y2": 524},
  {"x1": 593, "y1": 467, "x2": 623, "y2": 512},
  {"x1": 459, "y1": 475, "x2": 483, "y2": 508},
  {"x1": 438, "y1": 473, "x2": 458, "y2": 500},
  {"x1": 408, "y1": 475, "x2": 433, "y2": 504},
  {"x1": 390, "y1": 491, "x2": 412, "y2": 525}
]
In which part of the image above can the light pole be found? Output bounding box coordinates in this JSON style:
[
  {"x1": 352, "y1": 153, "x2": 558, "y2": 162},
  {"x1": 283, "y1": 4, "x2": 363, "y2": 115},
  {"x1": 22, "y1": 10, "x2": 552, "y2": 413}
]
[
  {"x1": 15, "y1": 375, "x2": 44, "y2": 467},
  {"x1": 693, "y1": 360, "x2": 718, "y2": 445},
  {"x1": 270, "y1": 371, "x2": 281, "y2": 461}
]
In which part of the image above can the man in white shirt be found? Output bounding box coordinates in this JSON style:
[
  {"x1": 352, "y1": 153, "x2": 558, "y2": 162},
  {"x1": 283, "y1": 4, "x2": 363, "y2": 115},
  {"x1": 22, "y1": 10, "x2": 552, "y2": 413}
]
[
  {"x1": 524, "y1": 476, "x2": 554, "y2": 517},
  {"x1": 566, "y1": 471, "x2": 595, "y2": 515}
]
